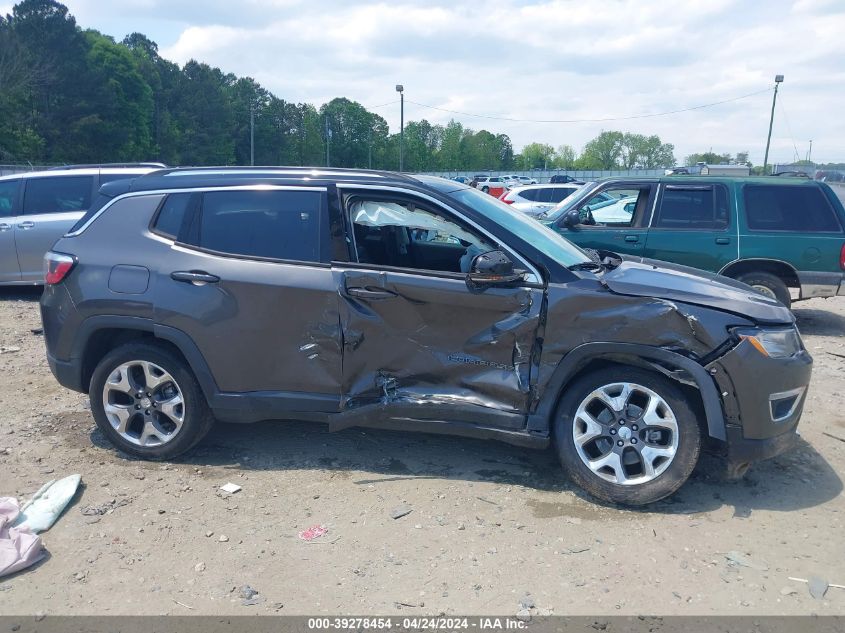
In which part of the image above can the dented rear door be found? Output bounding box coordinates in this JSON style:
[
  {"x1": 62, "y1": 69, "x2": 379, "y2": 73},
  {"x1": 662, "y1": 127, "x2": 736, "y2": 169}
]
[{"x1": 334, "y1": 266, "x2": 543, "y2": 428}]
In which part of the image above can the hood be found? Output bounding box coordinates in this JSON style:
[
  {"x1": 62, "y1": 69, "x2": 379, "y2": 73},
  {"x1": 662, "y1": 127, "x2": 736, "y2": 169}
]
[{"x1": 602, "y1": 258, "x2": 794, "y2": 325}]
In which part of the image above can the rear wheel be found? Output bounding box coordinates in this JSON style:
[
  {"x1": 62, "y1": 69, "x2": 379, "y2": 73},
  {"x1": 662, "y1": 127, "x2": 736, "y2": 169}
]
[
  {"x1": 481, "y1": 186, "x2": 490, "y2": 193},
  {"x1": 735, "y1": 271, "x2": 791, "y2": 308},
  {"x1": 554, "y1": 367, "x2": 701, "y2": 505},
  {"x1": 90, "y1": 342, "x2": 214, "y2": 460}
]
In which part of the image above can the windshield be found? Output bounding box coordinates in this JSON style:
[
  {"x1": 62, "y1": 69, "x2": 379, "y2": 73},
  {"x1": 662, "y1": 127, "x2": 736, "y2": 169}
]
[
  {"x1": 544, "y1": 181, "x2": 599, "y2": 221},
  {"x1": 447, "y1": 187, "x2": 591, "y2": 267}
]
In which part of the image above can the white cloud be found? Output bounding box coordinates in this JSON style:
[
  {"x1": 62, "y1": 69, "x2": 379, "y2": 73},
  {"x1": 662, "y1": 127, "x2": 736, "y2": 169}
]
[{"x1": 60, "y1": 0, "x2": 845, "y2": 164}]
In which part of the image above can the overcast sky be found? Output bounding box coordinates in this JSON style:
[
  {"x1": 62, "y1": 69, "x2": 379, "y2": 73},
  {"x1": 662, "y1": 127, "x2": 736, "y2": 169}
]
[{"x1": 7, "y1": 0, "x2": 844, "y2": 164}]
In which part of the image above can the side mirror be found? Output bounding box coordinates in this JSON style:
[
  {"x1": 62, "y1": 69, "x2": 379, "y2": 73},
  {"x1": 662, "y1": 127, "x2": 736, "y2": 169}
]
[
  {"x1": 561, "y1": 209, "x2": 581, "y2": 228},
  {"x1": 467, "y1": 250, "x2": 524, "y2": 289}
]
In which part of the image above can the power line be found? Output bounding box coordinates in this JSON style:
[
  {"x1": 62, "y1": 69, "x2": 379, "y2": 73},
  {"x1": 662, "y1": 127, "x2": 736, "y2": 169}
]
[
  {"x1": 402, "y1": 87, "x2": 773, "y2": 124},
  {"x1": 365, "y1": 99, "x2": 400, "y2": 110}
]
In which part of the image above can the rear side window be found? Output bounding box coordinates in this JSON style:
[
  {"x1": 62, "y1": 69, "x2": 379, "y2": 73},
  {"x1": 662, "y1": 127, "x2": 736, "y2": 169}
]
[
  {"x1": 519, "y1": 189, "x2": 540, "y2": 202},
  {"x1": 654, "y1": 185, "x2": 729, "y2": 230},
  {"x1": 195, "y1": 190, "x2": 322, "y2": 262},
  {"x1": 23, "y1": 176, "x2": 93, "y2": 214},
  {"x1": 0, "y1": 179, "x2": 20, "y2": 217},
  {"x1": 152, "y1": 193, "x2": 192, "y2": 239},
  {"x1": 744, "y1": 184, "x2": 842, "y2": 232}
]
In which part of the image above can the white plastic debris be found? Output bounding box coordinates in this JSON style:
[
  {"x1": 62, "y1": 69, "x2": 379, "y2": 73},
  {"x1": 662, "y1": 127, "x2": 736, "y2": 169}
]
[{"x1": 220, "y1": 483, "x2": 242, "y2": 494}]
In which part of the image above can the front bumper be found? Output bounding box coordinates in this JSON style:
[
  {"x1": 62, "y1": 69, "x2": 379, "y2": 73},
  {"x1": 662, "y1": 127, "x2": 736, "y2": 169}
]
[{"x1": 707, "y1": 337, "x2": 812, "y2": 465}]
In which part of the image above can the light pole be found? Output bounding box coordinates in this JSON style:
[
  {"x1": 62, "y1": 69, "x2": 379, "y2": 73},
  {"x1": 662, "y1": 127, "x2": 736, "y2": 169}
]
[
  {"x1": 807, "y1": 139, "x2": 813, "y2": 164},
  {"x1": 396, "y1": 84, "x2": 404, "y2": 171},
  {"x1": 763, "y1": 74, "x2": 784, "y2": 175},
  {"x1": 250, "y1": 103, "x2": 255, "y2": 166},
  {"x1": 325, "y1": 115, "x2": 331, "y2": 167}
]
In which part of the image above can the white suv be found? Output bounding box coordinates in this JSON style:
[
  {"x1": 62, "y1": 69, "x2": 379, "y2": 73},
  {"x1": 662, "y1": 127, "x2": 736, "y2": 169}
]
[
  {"x1": 0, "y1": 163, "x2": 164, "y2": 284},
  {"x1": 499, "y1": 184, "x2": 581, "y2": 217}
]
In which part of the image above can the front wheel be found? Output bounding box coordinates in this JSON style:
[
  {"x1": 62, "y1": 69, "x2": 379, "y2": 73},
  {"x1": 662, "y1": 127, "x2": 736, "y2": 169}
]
[
  {"x1": 554, "y1": 367, "x2": 701, "y2": 505},
  {"x1": 481, "y1": 186, "x2": 489, "y2": 193}
]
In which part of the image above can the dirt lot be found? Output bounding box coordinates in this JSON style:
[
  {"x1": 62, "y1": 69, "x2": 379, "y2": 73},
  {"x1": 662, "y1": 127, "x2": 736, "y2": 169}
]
[{"x1": 0, "y1": 288, "x2": 844, "y2": 617}]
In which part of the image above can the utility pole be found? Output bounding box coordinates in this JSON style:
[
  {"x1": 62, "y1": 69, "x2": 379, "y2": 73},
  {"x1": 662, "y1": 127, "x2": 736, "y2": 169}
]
[
  {"x1": 396, "y1": 84, "x2": 404, "y2": 171},
  {"x1": 368, "y1": 128, "x2": 373, "y2": 169},
  {"x1": 325, "y1": 116, "x2": 331, "y2": 167},
  {"x1": 250, "y1": 103, "x2": 255, "y2": 166},
  {"x1": 807, "y1": 139, "x2": 813, "y2": 164},
  {"x1": 763, "y1": 74, "x2": 784, "y2": 175}
]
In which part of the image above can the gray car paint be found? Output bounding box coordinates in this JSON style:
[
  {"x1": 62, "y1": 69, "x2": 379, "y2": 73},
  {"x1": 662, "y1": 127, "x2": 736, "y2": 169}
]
[{"x1": 41, "y1": 173, "x2": 809, "y2": 461}]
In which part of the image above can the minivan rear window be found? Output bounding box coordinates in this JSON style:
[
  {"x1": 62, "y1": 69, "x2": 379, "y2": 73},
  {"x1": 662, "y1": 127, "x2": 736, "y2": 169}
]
[
  {"x1": 23, "y1": 176, "x2": 93, "y2": 215},
  {"x1": 744, "y1": 184, "x2": 842, "y2": 233}
]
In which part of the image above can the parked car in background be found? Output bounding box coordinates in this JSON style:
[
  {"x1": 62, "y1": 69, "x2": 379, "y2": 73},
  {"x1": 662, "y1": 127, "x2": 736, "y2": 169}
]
[
  {"x1": 517, "y1": 176, "x2": 538, "y2": 185},
  {"x1": 499, "y1": 184, "x2": 582, "y2": 217},
  {"x1": 0, "y1": 163, "x2": 164, "y2": 284},
  {"x1": 476, "y1": 176, "x2": 507, "y2": 197},
  {"x1": 501, "y1": 174, "x2": 521, "y2": 187},
  {"x1": 42, "y1": 168, "x2": 810, "y2": 505},
  {"x1": 543, "y1": 176, "x2": 845, "y2": 308},
  {"x1": 452, "y1": 176, "x2": 470, "y2": 184},
  {"x1": 550, "y1": 174, "x2": 582, "y2": 184}
]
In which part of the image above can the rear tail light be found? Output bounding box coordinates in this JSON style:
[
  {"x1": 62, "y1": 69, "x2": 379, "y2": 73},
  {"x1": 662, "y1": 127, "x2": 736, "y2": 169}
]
[
  {"x1": 840, "y1": 243, "x2": 845, "y2": 270},
  {"x1": 498, "y1": 193, "x2": 514, "y2": 204},
  {"x1": 44, "y1": 251, "x2": 76, "y2": 285}
]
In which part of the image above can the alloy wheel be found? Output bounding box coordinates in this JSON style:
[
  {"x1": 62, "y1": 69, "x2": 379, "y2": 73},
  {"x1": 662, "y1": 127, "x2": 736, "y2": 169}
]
[
  {"x1": 572, "y1": 382, "x2": 679, "y2": 485},
  {"x1": 101, "y1": 360, "x2": 185, "y2": 447}
]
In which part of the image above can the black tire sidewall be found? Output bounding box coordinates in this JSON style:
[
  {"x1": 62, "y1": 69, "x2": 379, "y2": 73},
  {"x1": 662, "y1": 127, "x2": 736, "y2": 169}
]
[
  {"x1": 90, "y1": 342, "x2": 212, "y2": 460},
  {"x1": 553, "y1": 367, "x2": 701, "y2": 506},
  {"x1": 736, "y1": 271, "x2": 791, "y2": 308}
]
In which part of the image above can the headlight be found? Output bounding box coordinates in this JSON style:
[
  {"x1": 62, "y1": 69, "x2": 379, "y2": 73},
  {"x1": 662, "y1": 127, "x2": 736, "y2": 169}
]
[{"x1": 734, "y1": 327, "x2": 802, "y2": 358}]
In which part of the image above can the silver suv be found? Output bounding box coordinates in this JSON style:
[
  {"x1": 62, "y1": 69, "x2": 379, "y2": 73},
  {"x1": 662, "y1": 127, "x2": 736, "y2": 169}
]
[{"x1": 0, "y1": 163, "x2": 163, "y2": 284}]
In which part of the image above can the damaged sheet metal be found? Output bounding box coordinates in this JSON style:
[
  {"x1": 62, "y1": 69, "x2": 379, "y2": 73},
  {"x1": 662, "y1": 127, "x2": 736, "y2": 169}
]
[{"x1": 334, "y1": 267, "x2": 543, "y2": 421}]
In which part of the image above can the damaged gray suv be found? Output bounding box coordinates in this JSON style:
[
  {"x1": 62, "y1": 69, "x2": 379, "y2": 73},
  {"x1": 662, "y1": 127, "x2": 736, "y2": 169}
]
[{"x1": 41, "y1": 167, "x2": 812, "y2": 505}]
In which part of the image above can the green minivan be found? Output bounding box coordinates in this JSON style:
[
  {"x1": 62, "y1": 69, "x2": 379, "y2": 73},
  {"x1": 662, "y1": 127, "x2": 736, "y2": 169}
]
[{"x1": 543, "y1": 176, "x2": 845, "y2": 308}]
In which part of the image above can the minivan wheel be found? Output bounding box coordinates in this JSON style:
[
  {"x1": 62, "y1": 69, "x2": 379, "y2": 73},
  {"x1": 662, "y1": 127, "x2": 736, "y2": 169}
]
[
  {"x1": 554, "y1": 367, "x2": 701, "y2": 506},
  {"x1": 735, "y1": 271, "x2": 791, "y2": 308},
  {"x1": 90, "y1": 342, "x2": 213, "y2": 460}
]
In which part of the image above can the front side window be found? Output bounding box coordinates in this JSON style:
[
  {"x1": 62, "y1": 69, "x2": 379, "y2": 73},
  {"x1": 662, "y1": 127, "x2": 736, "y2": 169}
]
[
  {"x1": 23, "y1": 176, "x2": 93, "y2": 214},
  {"x1": 349, "y1": 198, "x2": 494, "y2": 273},
  {"x1": 0, "y1": 179, "x2": 20, "y2": 217},
  {"x1": 195, "y1": 190, "x2": 322, "y2": 262},
  {"x1": 744, "y1": 184, "x2": 842, "y2": 233},
  {"x1": 653, "y1": 185, "x2": 729, "y2": 230},
  {"x1": 579, "y1": 185, "x2": 651, "y2": 227}
]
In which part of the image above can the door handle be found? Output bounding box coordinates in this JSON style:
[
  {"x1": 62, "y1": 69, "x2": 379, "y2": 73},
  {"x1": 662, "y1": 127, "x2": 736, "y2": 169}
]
[
  {"x1": 18, "y1": 221, "x2": 35, "y2": 230},
  {"x1": 0, "y1": 223, "x2": 11, "y2": 232},
  {"x1": 345, "y1": 286, "x2": 397, "y2": 300},
  {"x1": 624, "y1": 235, "x2": 639, "y2": 243},
  {"x1": 715, "y1": 237, "x2": 731, "y2": 245},
  {"x1": 170, "y1": 270, "x2": 220, "y2": 285}
]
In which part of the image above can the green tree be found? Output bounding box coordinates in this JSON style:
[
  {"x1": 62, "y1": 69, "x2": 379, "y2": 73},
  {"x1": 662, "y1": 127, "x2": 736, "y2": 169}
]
[
  {"x1": 685, "y1": 151, "x2": 732, "y2": 166},
  {"x1": 578, "y1": 131, "x2": 624, "y2": 169},
  {"x1": 520, "y1": 142, "x2": 556, "y2": 169},
  {"x1": 553, "y1": 144, "x2": 577, "y2": 169},
  {"x1": 620, "y1": 133, "x2": 675, "y2": 169},
  {"x1": 69, "y1": 30, "x2": 153, "y2": 161}
]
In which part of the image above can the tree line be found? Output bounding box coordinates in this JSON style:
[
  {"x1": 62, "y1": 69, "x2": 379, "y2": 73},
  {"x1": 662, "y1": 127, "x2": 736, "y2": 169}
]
[{"x1": 1, "y1": 0, "x2": 708, "y2": 172}]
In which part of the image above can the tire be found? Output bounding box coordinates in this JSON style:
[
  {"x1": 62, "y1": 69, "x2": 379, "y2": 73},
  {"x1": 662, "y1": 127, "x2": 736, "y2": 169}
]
[
  {"x1": 735, "y1": 271, "x2": 791, "y2": 308},
  {"x1": 553, "y1": 367, "x2": 701, "y2": 506},
  {"x1": 89, "y1": 342, "x2": 214, "y2": 460},
  {"x1": 481, "y1": 186, "x2": 489, "y2": 193}
]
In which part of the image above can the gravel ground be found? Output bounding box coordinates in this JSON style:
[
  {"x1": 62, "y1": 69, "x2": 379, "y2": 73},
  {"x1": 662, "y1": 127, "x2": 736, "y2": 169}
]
[{"x1": 0, "y1": 288, "x2": 844, "y2": 617}]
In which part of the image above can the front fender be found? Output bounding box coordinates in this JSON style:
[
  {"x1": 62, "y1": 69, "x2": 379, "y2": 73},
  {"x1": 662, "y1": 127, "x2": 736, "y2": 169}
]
[{"x1": 526, "y1": 342, "x2": 727, "y2": 441}]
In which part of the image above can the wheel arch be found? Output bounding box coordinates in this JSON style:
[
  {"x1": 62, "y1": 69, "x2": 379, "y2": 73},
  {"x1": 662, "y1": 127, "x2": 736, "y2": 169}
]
[
  {"x1": 528, "y1": 343, "x2": 726, "y2": 441},
  {"x1": 719, "y1": 258, "x2": 800, "y2": 288},
  {"x1": 74, "y1": 316, "x2": 219, "y2": 403}
]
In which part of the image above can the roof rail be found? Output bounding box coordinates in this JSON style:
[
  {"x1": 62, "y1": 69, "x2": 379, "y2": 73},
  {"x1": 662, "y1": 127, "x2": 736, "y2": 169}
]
[{"x1": 48, "y1": 162, "x2": 168, "y2": 171}]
